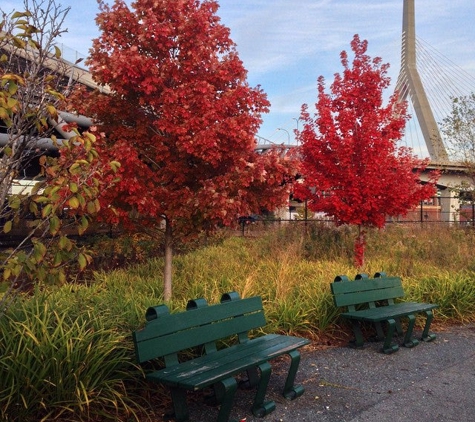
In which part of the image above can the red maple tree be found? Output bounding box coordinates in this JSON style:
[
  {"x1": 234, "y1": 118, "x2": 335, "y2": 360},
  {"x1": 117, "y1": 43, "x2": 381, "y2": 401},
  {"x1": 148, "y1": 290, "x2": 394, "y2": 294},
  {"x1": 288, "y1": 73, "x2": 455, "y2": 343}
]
[
  {"x1": 295, "y1": 35, "x2": 438, "y2": 267},
  {"x1": 78, "y1": 0, "x2": 295, "y2": 299}
]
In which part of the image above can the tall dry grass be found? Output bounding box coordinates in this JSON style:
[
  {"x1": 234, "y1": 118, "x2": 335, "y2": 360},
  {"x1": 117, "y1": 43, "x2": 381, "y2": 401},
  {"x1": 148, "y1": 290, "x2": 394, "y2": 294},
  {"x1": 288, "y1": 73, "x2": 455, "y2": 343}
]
[{"x1": 116, "y1": 222, "x2": 475, "y2": 327}]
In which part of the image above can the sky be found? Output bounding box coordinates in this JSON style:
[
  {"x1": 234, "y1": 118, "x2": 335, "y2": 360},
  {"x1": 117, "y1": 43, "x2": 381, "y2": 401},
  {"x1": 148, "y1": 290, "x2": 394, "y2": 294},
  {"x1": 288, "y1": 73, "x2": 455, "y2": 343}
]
[{"x1": 4, "y1": 0, "x2": 475, "y2": 148}]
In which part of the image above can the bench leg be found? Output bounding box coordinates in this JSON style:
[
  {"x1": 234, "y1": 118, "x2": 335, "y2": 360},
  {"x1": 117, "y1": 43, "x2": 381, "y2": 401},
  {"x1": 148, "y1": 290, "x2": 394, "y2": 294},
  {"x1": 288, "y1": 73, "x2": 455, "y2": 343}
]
[
  {"x1": 374, "y1": 321, "x2": 385, "y2": 340},
  {"x1": 382, "y1": 318, "x2": 399, "y2": 354},
  {"x1": 214, "y1": 377, "x2": 238, "y2": 422},
  {"x1": 374, "y1": 320, "x2": 402, "y2": 340},
  {"x1": 421, "y1": 310, "x2": 436, "y2": 342},
  {"x1": 240, "y1": 366, "x2": 260, "y2": 389},
  {"x1": 169, "y1": 387, "x2": 189, "y2": 422},
  {"x1": 251, "y1": 362, "x2": 276, "y2": 418},
  {"x1": 395, "y1": 317, "x2": 404, "y2": 336},
  {"x1": 403, "y1": 314, "x2": 419, "y2": 348},
  {"x1": 349, "y1": 320, "x2": 365, "y2": 348},
  {"x1": 282, "y1": 350, "x2": 305, "y2": 400}
]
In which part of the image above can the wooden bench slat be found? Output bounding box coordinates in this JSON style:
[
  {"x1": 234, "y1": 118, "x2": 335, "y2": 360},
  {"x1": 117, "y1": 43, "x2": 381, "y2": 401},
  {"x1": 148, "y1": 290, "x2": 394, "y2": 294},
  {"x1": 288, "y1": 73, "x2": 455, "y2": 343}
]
[
  {"x1": 333, "y1": 286, "x2": 404, "y2": 307},
  {"x1": 341, "y1": 302, "x2": 438, "y2": 322},
  {"x1": 332, "y1": 278, "x2": 404, "y2": 307},
  {"x1": 135, "y1": 296, "x2": 264, "y2": 341},
  {"x1": 134, "y1": 311, "x2": 267, "y2": 363},
  {"x1": 331, "y1": 277, "x2": 401, "y2": 294},
  {"x1": 148, "y1": 334, "x2": 309, "y2": 389}
]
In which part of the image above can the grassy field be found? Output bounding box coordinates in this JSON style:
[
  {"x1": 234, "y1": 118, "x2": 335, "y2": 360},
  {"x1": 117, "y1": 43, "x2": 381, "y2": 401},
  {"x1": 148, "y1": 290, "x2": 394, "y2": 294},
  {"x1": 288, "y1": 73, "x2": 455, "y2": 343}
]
[{"x1": 1, "y1": 223, "x2": 475, "y2": 421}]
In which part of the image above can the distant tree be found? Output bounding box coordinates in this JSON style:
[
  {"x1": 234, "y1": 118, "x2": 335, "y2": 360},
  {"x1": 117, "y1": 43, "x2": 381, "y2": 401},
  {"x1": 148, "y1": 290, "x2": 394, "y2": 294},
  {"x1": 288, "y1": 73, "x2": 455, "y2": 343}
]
[
  {"x1": 442, "y1": 93, "x2": 475, "y2": 163},
  {"x1": 441, "y1": 93, "x2": 475, "y2": 201},
  {"x1": 296, "y1": 35, "x2": 438, "y2": 267},
  {"x1": 81, "y1": 0, "x2": 295, "y2": 300}
]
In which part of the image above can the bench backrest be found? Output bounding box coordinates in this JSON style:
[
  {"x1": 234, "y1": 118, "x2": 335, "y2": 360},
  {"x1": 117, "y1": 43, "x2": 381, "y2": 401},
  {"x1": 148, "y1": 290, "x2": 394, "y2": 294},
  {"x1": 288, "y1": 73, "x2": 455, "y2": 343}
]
[
  {"x1": 133, "y1": 293, "x2": 266, "y2": 365},
  {"x1": 331, "y1": 273, "x2": 404, "y2": 312}
]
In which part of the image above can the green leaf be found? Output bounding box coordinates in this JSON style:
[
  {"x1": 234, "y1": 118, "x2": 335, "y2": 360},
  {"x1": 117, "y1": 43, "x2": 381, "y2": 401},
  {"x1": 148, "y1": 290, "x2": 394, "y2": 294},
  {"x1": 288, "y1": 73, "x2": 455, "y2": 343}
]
[
  {"x1": 3, "y1": 267, "x2": 11, "y2": 280},
  {"x1": 7, "y1": 97, "x2": 18, "y2": 108},
  {"x1": 58, "y1": 236, "x2": 72, "y2": 251},
  {"x1": 49, "y1": 215, "x2": 61, "y2": 235},
  {"x1": 53, "y1": 251, "x2": 63, "y2": 267},
  {"x1": 12, "y1": 11, "x2": 32, "y2": 19},
  {"x1": 33, "y1": 242, "x2": 47, "y2": 263},
  {"x1": 53, "y1": 45, "x2": 62, "y2": 59},
  {"x1": 3, "y1": 220, "x2": 12, "y2": 233},
  {"x1": 34, "y1": 196, "x2": 50, "y2": 204},
  {"x1": 78, "y1": 253, "x2": 87, "y2": 271},
  {"x1": 69, "y1": 163, "x2": 81, "y2": 174},
  {"x1": 46, "y1": 104, "x2": 58, "y2": 118},
  {"x1": 69, "y1": 182, "x2": 78, "y2": 193},
  {"x1": 29, "y1": 201, "x2": 38, "y2": 215},
  {"x1": 27, "y1": 39, "x2": 41, "y2": 50},
  {"x1": 68, "y1": 196, "x2": 80, "y2": 209},
  {"x1": 42, "y1": 203, "x2": 53, "y2": 218},
  {"x1": 58, "y1": 270, "x2": 66, "y2": 284},
  {"x1": 12, "y1": 37, "x2": 25, "y2": 49},
  {"x1": 0, "y1": 107, "x2": 11, "y2": 122},
  {"x1": 8, "y1": 81, "x2": 18, "y2": 95},
  {"x1": 77, "y1": 194, "x2": 86, "y2": 208},
  {"x1": 12, "y1": 263, "x2": 22, "y2": 277},
  {"x1": 9, "y1": 195, "x2": 21, "y2": 210},
  {"x1": 78, "y1": 216, "x2": 89, "y2": 235},
  {"x1": 84, "y1": 132, "x2": 96, "y2": 143},
  {"x1": 45, "y1": 185, "x2": 61, "y2": 197},
  {"x1": 86, "y1": 200, "x2": 97, "y2": 214},
  {"x1": 110, "y1": 160, "x2": 121, "y2": 173}
]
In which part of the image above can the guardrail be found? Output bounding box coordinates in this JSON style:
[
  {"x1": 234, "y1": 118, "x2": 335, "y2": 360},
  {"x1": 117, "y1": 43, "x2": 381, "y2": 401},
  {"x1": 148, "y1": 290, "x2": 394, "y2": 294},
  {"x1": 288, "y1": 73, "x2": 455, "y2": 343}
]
[{"x1": 56, "y1": 43, "x2": 87, "y2": 69}]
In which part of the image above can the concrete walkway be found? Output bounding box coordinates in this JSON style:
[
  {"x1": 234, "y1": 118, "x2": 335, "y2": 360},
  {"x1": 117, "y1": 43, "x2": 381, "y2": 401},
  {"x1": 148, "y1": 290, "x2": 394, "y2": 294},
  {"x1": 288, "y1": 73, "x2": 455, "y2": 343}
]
[{"x1": 189, "y1": 324, "x2": 475, "y2": 421}]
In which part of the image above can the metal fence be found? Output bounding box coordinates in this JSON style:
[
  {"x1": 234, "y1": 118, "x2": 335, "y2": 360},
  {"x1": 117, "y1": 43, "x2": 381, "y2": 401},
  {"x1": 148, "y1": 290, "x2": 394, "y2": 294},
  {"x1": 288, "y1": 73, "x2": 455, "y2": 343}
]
[
  {"x1": 389, "y1": 195, "x2": 475, "y2": 226},
  {"x1": 238, "y1": 195, "x2": 475, "y2": 234},
  {"x1": 56, "y1": 43, "x2": 87, "y2": 69}
]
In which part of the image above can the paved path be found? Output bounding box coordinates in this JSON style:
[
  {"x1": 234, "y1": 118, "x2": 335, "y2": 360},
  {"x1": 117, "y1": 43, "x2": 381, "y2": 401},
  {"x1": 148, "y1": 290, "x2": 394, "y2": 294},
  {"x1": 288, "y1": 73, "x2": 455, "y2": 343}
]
[{"x1": 189, "y1": 324, "x2": 475, "y2": 421}]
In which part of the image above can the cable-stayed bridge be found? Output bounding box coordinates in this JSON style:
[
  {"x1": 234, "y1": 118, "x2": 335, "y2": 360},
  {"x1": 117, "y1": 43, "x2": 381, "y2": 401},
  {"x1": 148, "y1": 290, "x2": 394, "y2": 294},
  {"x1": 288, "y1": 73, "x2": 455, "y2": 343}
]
[
  {"x1": 257, "y1": 0, "x2": 475, "y2": 167},
  {"x1": 390, "y1": 0, "x2": 475, "y2": 223},
  {"x1": 395, "y1": 0, "x2": 475, "y2": 163},
  {"x1": 398, "y1": 37, "x2": 475, "y2": 161}
]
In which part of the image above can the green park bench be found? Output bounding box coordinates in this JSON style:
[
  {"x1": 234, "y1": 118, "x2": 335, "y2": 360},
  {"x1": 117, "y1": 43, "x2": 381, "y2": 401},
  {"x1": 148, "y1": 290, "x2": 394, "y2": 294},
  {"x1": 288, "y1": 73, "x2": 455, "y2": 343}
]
[
  {"x1": 132, "y1": 292, "x2": 310, "y2": 422},
  {"x1": 331, "y1": 272, "x2": 438, "y2": 354}
]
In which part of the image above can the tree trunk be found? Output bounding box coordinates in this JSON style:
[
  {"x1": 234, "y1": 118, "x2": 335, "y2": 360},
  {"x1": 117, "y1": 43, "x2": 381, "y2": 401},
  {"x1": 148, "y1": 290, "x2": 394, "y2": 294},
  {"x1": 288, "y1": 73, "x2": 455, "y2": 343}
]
[
  {"x1": 163, "y1": 217, "x2": 173, "y2": 301},
  {"x1": 355, "y1": 225, "x2": 366, "y2": 268}
]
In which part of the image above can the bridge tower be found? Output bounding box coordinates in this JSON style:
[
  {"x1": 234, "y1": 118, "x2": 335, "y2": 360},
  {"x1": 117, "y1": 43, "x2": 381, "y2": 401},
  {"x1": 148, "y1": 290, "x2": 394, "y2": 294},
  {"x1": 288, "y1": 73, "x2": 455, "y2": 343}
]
[{"x1": 395, "y1": 0, "x2": 449, "y2": 163}]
